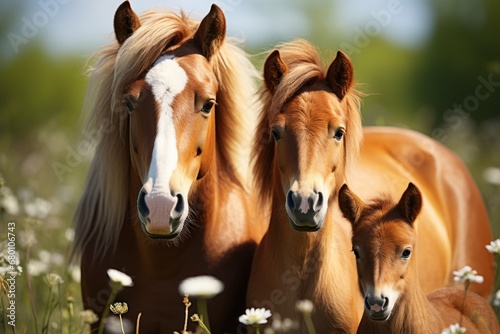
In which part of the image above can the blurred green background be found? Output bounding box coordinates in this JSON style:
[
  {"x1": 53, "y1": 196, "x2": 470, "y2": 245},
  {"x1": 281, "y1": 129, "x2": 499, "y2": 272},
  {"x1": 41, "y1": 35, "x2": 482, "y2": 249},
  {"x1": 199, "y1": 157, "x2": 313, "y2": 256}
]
[{"x1": 0, "y1": 0, "x2": 499, "y2": 331}]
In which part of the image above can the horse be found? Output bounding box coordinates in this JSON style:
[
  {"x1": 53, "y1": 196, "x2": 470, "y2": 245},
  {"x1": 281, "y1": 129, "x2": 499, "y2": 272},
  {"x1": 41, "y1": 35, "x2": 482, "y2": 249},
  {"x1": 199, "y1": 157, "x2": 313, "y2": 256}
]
[
  {"x1": 73, "y1": 2, "x2": 267, "y2": 332},
  {"x1": 246, "y1": 39, "x2": 494, "y2": 332},
  {"x1": 339, "y1": 182, "x2": 500, "y2": 334}
]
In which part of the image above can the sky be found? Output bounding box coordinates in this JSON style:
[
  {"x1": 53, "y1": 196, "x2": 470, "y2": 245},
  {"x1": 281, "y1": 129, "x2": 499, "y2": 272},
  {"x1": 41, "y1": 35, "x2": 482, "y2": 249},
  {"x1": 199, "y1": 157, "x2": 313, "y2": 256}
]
[{"x1": 1, "y1": 0, "x2": 434, "y2": 60}]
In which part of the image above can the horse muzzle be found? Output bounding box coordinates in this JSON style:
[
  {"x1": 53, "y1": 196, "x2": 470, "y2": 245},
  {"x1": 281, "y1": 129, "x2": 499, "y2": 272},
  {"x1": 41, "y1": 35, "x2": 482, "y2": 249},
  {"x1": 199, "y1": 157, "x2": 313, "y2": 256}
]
[
  {"x1": 137, "y1": 188, "x2": 186, "y2": 239},
  {"x1": 286, "y1": 190, "x2": 326, "y2": 231},
  {"x1": 365, "y1": 295, "x2": 391, "y2": 321}
]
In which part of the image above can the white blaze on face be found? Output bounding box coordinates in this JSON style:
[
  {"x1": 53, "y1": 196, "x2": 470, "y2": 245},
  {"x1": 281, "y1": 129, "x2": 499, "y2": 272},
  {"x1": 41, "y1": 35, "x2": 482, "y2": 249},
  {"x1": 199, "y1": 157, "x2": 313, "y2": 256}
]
[{"x1": 144, "y1": 55, "x2": 187, "y2": 207}]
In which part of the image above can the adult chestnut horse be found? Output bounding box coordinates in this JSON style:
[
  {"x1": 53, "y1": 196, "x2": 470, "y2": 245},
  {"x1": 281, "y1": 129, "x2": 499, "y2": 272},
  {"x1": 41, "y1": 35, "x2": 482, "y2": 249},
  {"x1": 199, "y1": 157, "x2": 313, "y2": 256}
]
[
  {"x1": 339, "y1": 183, "x2": 499, "y2": 334},
  {"x1": 247, "y1": 39, "x2": 493, "y2": 332},
  {"x1": 73, "y1": 2, "x2": 266, "y2": 332}
]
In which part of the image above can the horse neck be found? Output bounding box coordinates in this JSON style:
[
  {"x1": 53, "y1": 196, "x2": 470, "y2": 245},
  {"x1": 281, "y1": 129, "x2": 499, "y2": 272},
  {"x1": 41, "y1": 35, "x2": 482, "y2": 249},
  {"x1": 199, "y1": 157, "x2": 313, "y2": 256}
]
[{"x1": 358, "y1": 252, "x2": 444, "y2": 334}]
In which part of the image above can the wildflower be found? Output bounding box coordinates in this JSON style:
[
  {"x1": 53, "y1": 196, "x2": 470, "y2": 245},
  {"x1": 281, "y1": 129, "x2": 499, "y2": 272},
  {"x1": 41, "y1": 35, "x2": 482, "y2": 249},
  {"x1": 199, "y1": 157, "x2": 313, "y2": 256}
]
[
  {"x1": 295, "y1": 299, "x2": 314, "y2": 314},
  {"x1": 485, "y1": 239, "x2": 500, "y2": 254},
  {"x1": 494, "y1": 290, "x2": 500, "y2": 306},
  {"x1": 0, "y1": 186, "x2": 19, "y2": 215},
  {"x1": 24, "y1": 197, "x2": 52, "y2": 219},
  {"x1": 28, "y1": 259, "x2": 48, "y2": 277},
  {"x1": 39, "y1": 250, "x2": 64, "y2": 266},
  {"x1": 44, "y1": 273, "x2": 64, "y2": 287},
  {"x1": 19, "y1": 229, "x2": 37, "y2": 248},
  {"x1": 442, "y1": 323, "x2": 466, "y2": 334},
  {"x1": 80, "y1": 309, "x2": 99, "y2": 324},
  {"x1": 107, "y1": 269, "x2": 133, "y2": 287},
  {"x1": 178, "y1": 275, "x2": 224, "y2": 299},
  {"x1": 239, "y1": 308, "x2": 272, "y2": 325},
  {"x1": 65, "y1": 228, "x2": 75, "y2": 242},
  {"x1": 453, "y1": 266, "x2": 484, "y2": 284},
  {"x1": 272, "y1": 315, "x2": 298, "y2": 331},
  {"x1": 68, "y1": 265, "x2": 81, "y2": 283},
  {"x1": 110, "y1": 302, "x2": 128, "y2": 315},
  {"x1": 483, "y1": 167, "x2": 500, "y2": 185}
]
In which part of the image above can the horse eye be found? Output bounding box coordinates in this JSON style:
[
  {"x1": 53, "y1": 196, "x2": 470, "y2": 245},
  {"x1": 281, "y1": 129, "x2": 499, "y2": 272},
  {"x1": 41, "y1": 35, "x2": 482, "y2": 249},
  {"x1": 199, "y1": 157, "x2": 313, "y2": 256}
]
[
  {"x1": 334, "y1": 127, "x2": 345, "y2": 141},
  {"x1": 401, "y1": 249, "x2": 412, "y2": 259},
  {"x1": 352, "y1": 248, "x2": 360, "y2": 260},
  {"x1": 125, "y1": 98, "x2": 135, "y2": 114},
  {"x1": 201, "y1": 99, "x2": 216, "y2": 114},
  {"x1": 271, "y1": 128, "x2": 281, "y2": 141}
]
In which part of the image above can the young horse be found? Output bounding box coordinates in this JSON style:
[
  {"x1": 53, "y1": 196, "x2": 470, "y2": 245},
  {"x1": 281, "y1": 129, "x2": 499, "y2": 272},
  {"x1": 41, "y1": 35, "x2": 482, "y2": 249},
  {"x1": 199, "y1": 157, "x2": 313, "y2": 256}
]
[
  {"x1": 247, "y1": 39, "x2": 494, "y2": 332},
  {"x1": 73, "y1": 2, "x2": 266, "y2": 332},
  {"x1": 339, "y1": 183, "x2": 500, "y2": 334},
  {"x1": 247, "y1": 40, "x2": 364, "y2": 333}
]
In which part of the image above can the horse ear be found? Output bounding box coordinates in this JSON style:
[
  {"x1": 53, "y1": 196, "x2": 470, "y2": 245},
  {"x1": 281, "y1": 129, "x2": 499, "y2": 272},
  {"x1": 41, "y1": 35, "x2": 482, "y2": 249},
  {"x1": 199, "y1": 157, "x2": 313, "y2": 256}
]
[
  {"x1": 193, "y1": 4, "x2": 226, "y2": 60},
  {"x1": 326, "y1": 50, "x2": 354, "y2": 100},
  {"x1": 114, "y1": 1, "x2": 141, "y2": 45},
  {"x1": 397, "y1": 182, "x2": 422, "y2": 225},
  {"x1": 339, "y1": 184, "x2": 364, "y2": 226},
  {"x1": 263, "y1": 50, "x2": 289, "y2": 94}
]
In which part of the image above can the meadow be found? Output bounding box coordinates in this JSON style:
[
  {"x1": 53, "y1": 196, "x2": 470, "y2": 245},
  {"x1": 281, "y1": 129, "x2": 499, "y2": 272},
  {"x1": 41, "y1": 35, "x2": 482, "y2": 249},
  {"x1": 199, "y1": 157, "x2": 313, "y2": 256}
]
[{"x1": 1, "y1": 0, "x2": 499, "y2": 332}]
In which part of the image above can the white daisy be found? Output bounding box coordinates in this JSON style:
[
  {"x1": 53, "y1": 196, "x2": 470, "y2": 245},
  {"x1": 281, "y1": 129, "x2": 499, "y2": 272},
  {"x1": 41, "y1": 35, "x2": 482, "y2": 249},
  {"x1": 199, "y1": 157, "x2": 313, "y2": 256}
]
[
  {"x1": 107, "y1": 269, "x2": 133, "y2": 287},
  {"x1": 178, "y1": 275, "x2": 224, "y2": 299},
  {"x1": 442, "y1": 323, "x2": 466, "y2": 334},
  {"x1": 239, "y1": 308, "x2": 272, "y2": 325},
  {"x1": 453, "y1": 266, "x2": 484, "y2": 284},
  {"x1": 485, "y1": 239, "x2": 500, "y2": 254}
]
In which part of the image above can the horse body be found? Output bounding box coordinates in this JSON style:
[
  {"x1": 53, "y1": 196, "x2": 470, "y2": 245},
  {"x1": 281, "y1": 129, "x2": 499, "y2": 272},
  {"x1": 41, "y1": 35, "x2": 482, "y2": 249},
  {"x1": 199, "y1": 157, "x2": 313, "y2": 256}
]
[
  {"x1": 75, "y1": 3, "x2": 266, "y2": 332},
  {"x1": 339, "y1": 183, "x2": 499, "y2": 334}
]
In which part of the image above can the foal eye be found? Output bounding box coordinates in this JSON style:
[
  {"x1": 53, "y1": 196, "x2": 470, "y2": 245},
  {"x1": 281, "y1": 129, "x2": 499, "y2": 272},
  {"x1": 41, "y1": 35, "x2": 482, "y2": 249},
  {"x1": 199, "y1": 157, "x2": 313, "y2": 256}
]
[
  {"x1": 201, "y1": 99, "x2": 216, "y2": 114},
  {"x1": 352, "y1": 248, "x2": 360, "y2": 260},
  {"x1": 401, "y1": 249, "x2": 412, "y2": 259},
  {"x1": 271, "y1": 128, "x2": 281, "y2": 141},
  {"x1": 333, "y1": 127, "x2": 345, "y2": 141}
]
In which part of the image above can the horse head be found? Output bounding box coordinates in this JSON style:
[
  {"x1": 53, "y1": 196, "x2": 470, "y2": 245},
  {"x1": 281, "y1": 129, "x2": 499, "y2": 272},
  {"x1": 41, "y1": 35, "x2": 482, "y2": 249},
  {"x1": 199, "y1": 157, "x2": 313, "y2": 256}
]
[
  {"x1": 339, "y1": 182, "x2": 422, "y2": 321},
  {"x1": 115, "y1": 2, "x2": 224, "y2": 239},
  {"x1": 258, "y1": 41, "x2": 361, "y2": 231}
]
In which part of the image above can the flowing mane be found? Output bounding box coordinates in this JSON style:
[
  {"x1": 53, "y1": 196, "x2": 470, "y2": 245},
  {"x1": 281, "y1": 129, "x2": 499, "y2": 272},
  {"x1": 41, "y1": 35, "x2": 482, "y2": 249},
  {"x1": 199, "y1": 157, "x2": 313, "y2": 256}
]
[
  {"x1": 252, "y1": 39, "x2": 362, "y2": 202},
  {"x1": 73, "y1": 8, "x2": 259, "y2": 257}
]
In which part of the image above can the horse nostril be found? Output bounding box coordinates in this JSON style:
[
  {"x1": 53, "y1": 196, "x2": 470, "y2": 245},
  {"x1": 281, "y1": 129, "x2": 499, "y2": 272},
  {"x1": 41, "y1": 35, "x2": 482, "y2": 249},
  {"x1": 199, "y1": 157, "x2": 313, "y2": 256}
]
[
  {"x1": 364, "y1": 296, "x2": 370, "y2": 311},
  {"x1": 313, "y1": 191, "x2": 323, "y2": 212},
  {"x1": 137, "y1": 189, "x2": 149, "y2": 218},
  {"x1": 172, "y1": 193, "x2": 185, "y2": 219},
  {"x1": 286, "y1": 190, "x2": 295, "y2": 211},
  {"x1": 382, "y1": 297, "x2": 389, "y2": 310}
]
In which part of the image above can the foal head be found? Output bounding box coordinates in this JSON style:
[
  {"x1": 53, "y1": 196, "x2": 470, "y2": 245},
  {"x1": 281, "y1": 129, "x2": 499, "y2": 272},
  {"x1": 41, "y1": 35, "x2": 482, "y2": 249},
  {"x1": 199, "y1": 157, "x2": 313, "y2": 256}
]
[
  {"x1": 339, "y1": 183, "x2": 423, "y2": 321},
  {"x1": 254, "y1": 40, "x2": 362, "y2": 231},
  {"x1": 115, "y1": 2, "x2": 224, "y2": 239}
]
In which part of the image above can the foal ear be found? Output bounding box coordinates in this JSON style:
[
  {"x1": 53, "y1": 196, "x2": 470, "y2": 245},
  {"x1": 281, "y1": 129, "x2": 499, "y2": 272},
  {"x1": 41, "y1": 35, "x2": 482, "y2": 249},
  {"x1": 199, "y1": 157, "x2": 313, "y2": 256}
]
[
  {"x1": 114, "y1": 1, "x2": 141, "y2": 45},
  {"x1": 193, "y1": 4, "x2": 226, "y2": 60},
  {"x1": 398, "y1": 182, "x2": 423, "y2": 225},
  {"x1": 326, "y1": 50, "x2": 354, "y2": 101},
  {"x1": 263, "y1": 50, "x2": 289, "y2": 94},
  {"x1": 339, "y1": 184, "x2": 364, "y2": 226}
]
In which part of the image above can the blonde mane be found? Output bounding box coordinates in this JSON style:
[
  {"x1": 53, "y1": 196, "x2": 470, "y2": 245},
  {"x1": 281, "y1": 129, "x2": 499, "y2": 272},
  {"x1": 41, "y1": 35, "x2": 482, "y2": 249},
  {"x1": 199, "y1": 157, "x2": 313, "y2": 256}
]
[
  {"x1": 73, "y1": 8, "x2": 259, "y2": 258},
  {"x1": 253, "y1": 39, "x2": 363, "y2": 201}
]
